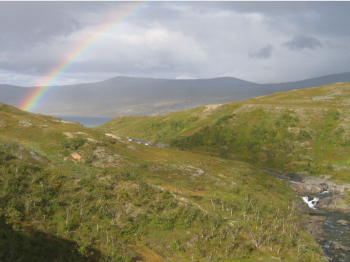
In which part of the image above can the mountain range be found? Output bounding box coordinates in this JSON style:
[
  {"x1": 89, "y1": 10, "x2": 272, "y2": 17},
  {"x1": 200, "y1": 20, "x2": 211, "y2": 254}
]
[{"x1": 1, "y1": 72, "x2": 350, "y2": 117}]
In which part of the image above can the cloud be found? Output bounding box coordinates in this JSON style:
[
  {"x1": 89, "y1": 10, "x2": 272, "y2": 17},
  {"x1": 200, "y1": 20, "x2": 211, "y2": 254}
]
[
  {"x1": 249, "y1": 44, "x2": 274, "y2": 59},
  {"x1": 0, "y1": 2, "x2": 349, "y2": 86},
  {"x1": 282, "y1": 35, "x2": 323, "y2": 51},
  {"x1": 176, "y1": 75, "x2": 196, "y2": 80}
]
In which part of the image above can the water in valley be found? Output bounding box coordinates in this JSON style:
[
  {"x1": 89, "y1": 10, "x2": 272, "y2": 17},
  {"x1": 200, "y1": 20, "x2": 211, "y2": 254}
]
[
  {"x1": 266, "y1": 170, "x2": 350, "y2": 261},
  {"x1": 309, "y1": 192, "x2": 350, "y2": 262},
  {"x1": 53, "y1": 115, "x2": 113, "y2": 127}
]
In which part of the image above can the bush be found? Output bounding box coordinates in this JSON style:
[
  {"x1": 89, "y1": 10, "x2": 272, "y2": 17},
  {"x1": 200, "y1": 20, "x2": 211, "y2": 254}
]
[
  {"x1": 297, "y1": 130, "x2": 311, "y2": 141},
  {"x1": 328, "y1": 110, "x2": 340, "y2": 120},
  {"x1": 61, "y1": 137, "x2": 86, "y2": 150}
]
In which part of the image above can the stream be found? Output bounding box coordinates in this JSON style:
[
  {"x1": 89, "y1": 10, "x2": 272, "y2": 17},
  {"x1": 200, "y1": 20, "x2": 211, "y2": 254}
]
[
  {"x1": 307, "y1": 191, "x2": 350, "y2": 262},
  {"x1": 262, "y1": 169, "x2": 350, "y2": 261}
]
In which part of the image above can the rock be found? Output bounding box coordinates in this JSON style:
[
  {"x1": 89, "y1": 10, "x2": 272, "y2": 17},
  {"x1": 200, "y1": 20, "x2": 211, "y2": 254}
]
[
  {"x1": 336, "y1": 220, "x2": 349, "y2": 226},
  {"x1": 105, "y1": 133, "x2": 121, "y2": 140},
  {"x1": 297, "y1": 171, "x2": 309, "y2": 176},
  {"x1": 71, "y1": 152, "x2": 81, "y2": 162},
  {"x1": 92, "y1": 146, "x2": 121, "y2": 167},
  {"x1": 292, "y1": 176, "x2": 350, "y2": 194},
  {"x1": 318, "y1": 196, "x2": 350, "y2": 213},
  {"x1": 29, "y1": 149, "x2": 42, "y2": 162},
  {"x1": 63, "y1": 132, "x2": 74, "y2": 138},
  {"x1": 332, "y1": 241, "x2": 350, "y2": 251},
  {"x1": 304, "y1": 215, "x2": 327, "y2": 241},
  {"x1": 18, "y1": 119, "x2": 32, "y2": 127},
  {"x1": 75, "y1": 132, "x2": 88, "y2": 135}
]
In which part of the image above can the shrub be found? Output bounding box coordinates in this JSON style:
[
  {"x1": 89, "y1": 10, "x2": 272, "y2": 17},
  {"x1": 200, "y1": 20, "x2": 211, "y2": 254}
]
[{"x1": 61, "y1": 137, "x2": 86, "y2": 150}]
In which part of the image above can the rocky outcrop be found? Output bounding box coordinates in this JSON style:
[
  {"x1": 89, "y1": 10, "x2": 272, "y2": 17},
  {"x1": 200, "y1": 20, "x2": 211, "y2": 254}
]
[
  {"x1": 336, "y1": 220, "x2": 349, "y2": 226},
  {"x1": 292, "y1": 177, "x2": 350, "y2": 194},
  {"x1": 262, "y1": 168, "x2": 350, "y2": 212},
  {"x1": 317, "y1": 196, "x2": 350, "y2": 213},
  {"x1": 291, "y1": 177, "x2": 350, "y2": 213}
]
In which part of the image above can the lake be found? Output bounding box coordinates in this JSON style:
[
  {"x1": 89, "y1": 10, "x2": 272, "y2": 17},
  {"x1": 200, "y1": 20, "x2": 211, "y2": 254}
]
[{"x1": 53, "y1": 115, "x2": 114, "y2": 127}]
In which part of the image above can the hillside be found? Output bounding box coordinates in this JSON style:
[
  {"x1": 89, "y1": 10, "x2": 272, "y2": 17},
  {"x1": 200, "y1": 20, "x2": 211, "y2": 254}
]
[
  {"x1": 0, "y1": 102, "x2": 326, "y2": 261},
  {"x1": 1, "y1": 72, "x2": 350, "y2": 117},
  {"x1": 101, "y1": 82, "x2": 350, "y2": 184}
]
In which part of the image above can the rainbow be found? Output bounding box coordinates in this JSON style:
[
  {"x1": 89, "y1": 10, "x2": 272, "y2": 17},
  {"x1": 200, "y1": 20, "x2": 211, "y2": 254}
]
[{"x1": 20, "y1": 1, "x2": 149, "y2": 112}]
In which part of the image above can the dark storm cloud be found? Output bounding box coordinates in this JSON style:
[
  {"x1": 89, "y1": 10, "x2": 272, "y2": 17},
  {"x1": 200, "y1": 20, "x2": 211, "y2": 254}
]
[
  {"x1": 185, "y1": 2, "x2": 350, "y2": 40},
  {"x1": 282, "y1": 35, "x2": 323, "y2": 51},
  {"x1": 0, "y1": 2, "x2": 122, "y2": 50},
  {"x1": 0, "y1": 2, "x2": 78, "y2": 50},
  {"x1": 249, "y1": 45, "x2": 274, "y2": 59}
]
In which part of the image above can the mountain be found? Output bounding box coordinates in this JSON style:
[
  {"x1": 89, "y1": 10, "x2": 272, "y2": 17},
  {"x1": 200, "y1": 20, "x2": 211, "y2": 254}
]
[
  {"x1": 262, "y1": 71, "x2": 350, "y2": 90},
  {"x1": 1, "y1": 72, "x2": 350, "y2": 117},
  {"x1": 0, "y1": 84, "x2": 31, "y2": 106},
  {"x1": 0, "y1": 102, "x2": 326, "y2": 261}
]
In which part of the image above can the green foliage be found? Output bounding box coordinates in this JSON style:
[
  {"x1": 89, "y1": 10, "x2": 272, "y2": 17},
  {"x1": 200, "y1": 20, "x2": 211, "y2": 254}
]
[
  {"x1": 328, "y1": 109, "x2": 340, "y2": 120},
  {"x1": 61, "y1": 136, "x2": 86, "y2": 150},
  {"x1": 281, "y1": 111, "x2": 299, "y2": 123},
  {"x1": 0, "y1": 98, "x2": 331, "y2": 261},
  {"x1": 171, "y1": 125, "x2": 237, "y2": 149},
  {"x1": 297, "y1": 130, "x2": 312, "y2": 141}
]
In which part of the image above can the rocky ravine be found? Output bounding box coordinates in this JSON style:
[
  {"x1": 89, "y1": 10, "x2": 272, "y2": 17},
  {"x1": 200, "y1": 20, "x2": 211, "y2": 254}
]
[
  {"x1": 263, "y1": 169, "x2": 350, "y2": 261},
  {"x1": 291, "y1": 176, "x2": 350, "y2": 213}
]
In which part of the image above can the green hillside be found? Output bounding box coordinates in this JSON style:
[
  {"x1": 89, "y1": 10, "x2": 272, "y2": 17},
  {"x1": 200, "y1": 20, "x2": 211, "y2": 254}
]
[
  {"x1": 0, "y1": 102, "x2": 326, "y2": 261},
  {"x1": 101, "y1": 82, "x2": 350, "y2": 184}
]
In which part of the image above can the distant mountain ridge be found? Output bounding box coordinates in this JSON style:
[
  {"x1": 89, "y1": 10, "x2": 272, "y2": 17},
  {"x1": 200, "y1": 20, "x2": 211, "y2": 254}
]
[{"x1": 1, "y1": 72, "x2": 350, "y2": 117}]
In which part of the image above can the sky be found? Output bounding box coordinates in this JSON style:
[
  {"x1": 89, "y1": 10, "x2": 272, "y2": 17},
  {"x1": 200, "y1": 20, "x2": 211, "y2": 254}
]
[{"x1": 0, "y1": 1, "x2": 349, "y2": 86}]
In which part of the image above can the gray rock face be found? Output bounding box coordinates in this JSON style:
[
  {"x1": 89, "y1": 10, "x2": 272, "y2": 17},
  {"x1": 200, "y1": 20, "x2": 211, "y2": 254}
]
[
  {"x1": 317, "y1": 196, "x2": 350, "y2": 212},
  {"x1": 293, "y1": 177, "x2": 350, "y2": 194},
  {"x1": 291, "y1": 177, "x2": 350, "y2": 213},
  {"x1": 332, "y1": 241, "x2": 350, "y2": 251},
  {"x1": 336, "y1": 220, "x2": 349, "y2": 226}
]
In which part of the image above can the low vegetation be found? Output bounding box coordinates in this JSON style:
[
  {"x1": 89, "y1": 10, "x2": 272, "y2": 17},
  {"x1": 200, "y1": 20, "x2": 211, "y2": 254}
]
[
  {"x1": 102, "y1": 82, "x2": 350, "y2": 184},
  {"x1": 0, "y1": 102, "x2": 327, "y2": 261}
]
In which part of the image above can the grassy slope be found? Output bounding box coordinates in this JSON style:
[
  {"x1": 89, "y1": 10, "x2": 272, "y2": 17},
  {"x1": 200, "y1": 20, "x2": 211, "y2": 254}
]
[
  {"x1": 101, "y1": 82, "x2": 350, "y2": 184},
  {"x1": 0, "y1": 102, "x2": 325, "y2": 261}
]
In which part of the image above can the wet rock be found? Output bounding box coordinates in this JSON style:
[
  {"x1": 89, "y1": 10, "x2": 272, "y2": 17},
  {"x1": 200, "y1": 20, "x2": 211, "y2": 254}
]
[
  {"x1": 304, "y1": 215, "x2": 327, "y2": 241},
  {"x1": 317, "y1": 196, "x2": 350, "y2": 213},
  {"x1": 292, "y1": 176, "x2": 350, "y2": 194},
  {"x1": 332, "y1": 241, "x2": 350, "y2": 251},
  {"x1": 336, "y1": 220, "x2": 349, "y2": 226}
]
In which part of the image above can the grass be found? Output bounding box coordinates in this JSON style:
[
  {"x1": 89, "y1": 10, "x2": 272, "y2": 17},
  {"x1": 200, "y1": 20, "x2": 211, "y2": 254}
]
[
  {"x1": 101, "y1": 82, "x2": 350, "y2": 183},
  {"x1": 0, "y1": 102, "x2": 327, "y2": 261}
]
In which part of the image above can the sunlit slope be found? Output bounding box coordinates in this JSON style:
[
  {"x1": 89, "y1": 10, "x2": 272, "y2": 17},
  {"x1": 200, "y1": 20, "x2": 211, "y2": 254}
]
[
  {"x1": 101, "y1": 82, "x2": 350, "y2": 183},
  {"x1": 0, "y1": 103, "x2": 326, "y2": 261}
]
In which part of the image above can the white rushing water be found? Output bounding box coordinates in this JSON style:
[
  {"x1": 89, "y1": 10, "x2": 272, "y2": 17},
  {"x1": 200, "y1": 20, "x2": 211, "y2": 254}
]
[{"x1": 301, "y1": 196, "x2": 319, "y2": 209}]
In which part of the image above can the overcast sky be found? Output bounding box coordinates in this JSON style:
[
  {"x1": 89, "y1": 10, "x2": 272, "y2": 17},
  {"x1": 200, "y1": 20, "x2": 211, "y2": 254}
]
[{"x1": 0, "y1": 1, "x2": 349, "y2": 86}]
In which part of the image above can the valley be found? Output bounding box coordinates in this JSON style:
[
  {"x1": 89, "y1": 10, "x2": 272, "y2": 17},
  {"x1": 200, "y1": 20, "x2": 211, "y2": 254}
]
[
  {"x1": 100, "y1": 82, "x2": 350, "y2": 261},
  {"x1": 0, "y1": 95, "x2": 329, "y2": 261},
  {"x1": 1, "y1": 2, "x2": 350, "y2": 261}
]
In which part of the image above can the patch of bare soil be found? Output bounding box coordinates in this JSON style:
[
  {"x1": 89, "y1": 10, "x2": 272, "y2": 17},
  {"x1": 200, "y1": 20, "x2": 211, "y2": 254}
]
[{"x1": 203, "y1": 104, "x2": 222, "y2": 113}]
